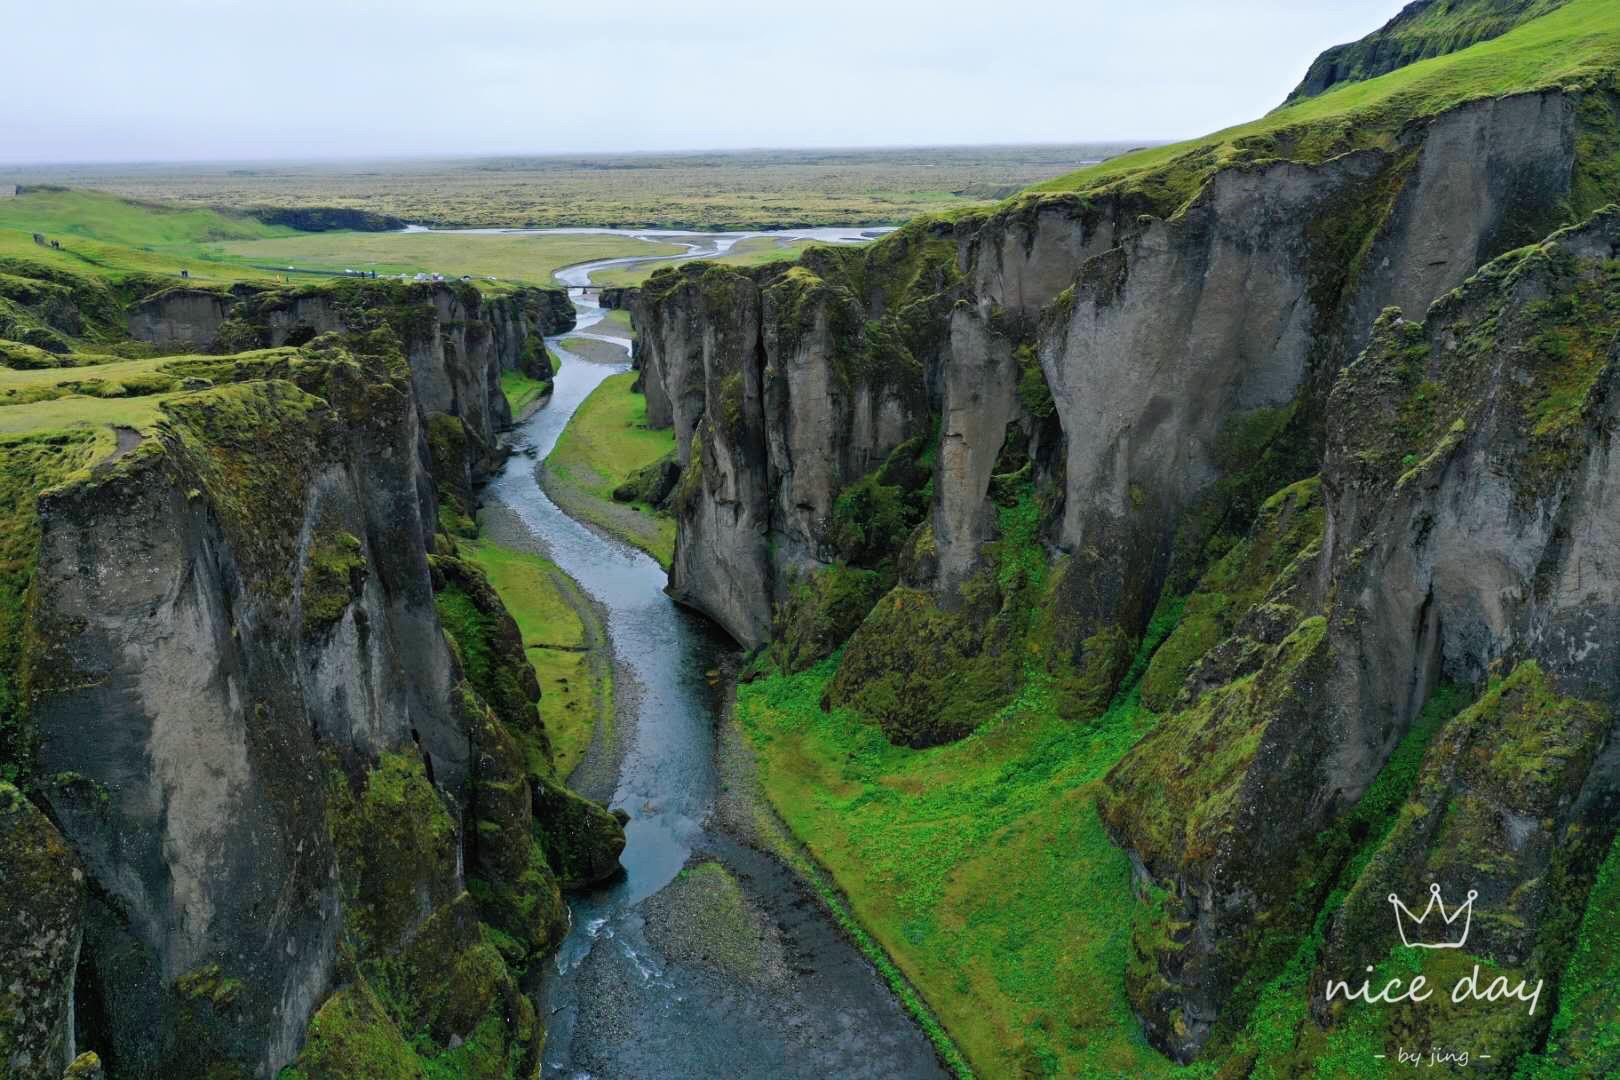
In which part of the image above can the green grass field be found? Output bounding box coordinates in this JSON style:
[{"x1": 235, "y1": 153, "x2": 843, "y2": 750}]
[
  {"x1": 209, "y1": 230, "x2": 686, "y2": 288},
  {"x1": 500, "y1": 369, "x2": 552, "y2": 418},
  {"x1": 463, "y1": 538, "x2": 611, "y2": 782},
  {"x1": 0, "y1": 189, "x2": 287, "y2": 287},
  {"x1": 1032, "y1": 0, "x2": 1620, "y2": 215},
  {"x1": 0, "y1": 349, "x2": 301, "y2": 456},
  {"x1": 542, "y1": 372, "x2": 676, "y2": 568},
  {"x1": 735, "y1": 645, "x2": 1210, "y2": 1079},
  {"x1": 0, "y1": 187, "x2": 691, "y2": 292},
  {"x1": 587, "y1": 236, "x2": 823, "y2": 288},
  {"x1": 0, "y1": 186, "x2": 290, "y2": 248}
]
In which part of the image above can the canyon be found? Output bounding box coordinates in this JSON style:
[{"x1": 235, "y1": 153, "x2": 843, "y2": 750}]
[{"x1": 6, "y1": 1, "x2": 1620, "y2": 1076}]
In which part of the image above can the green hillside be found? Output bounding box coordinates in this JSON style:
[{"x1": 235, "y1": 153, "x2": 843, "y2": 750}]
[
  {"x1": 0, "y1": 188, "x2": 291, "y2": 286},
  {"x1": 1030, "y1": 0, "x2": 1620, "y2": 216},
  {"x1": 1286, "y1": 0, "x2": 1573, "y2": 102}
]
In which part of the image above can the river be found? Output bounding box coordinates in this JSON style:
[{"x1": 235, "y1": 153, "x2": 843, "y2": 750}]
[{"x1": 479, "y1": 252, "x2": 945, "y2": 1079}]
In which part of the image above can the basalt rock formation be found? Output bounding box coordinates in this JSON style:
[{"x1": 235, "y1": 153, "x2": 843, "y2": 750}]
[
  {"x1": 640, "y1": 87, "x2": 1584, "y2": 735},
  {"x1": 635, "y1": 0, "x2": 1620, "y2": 1068},
  {"x1": 0, "y1": 276, "x2": 621, "y2": 1078},
  {"x1": 597, "y1": 285, "x2": 638, "y2": 311},
  {"x1": 0, "y1": 783, "x2": 84, "y2": 1080},
  {"x1": 128, "y1": 278, "x2": 574, "y2": 376}
]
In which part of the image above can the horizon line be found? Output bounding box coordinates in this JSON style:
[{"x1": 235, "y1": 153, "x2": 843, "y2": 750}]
[{"x1": 0, "y1": 139, "x2": 1174, "y2": 173}]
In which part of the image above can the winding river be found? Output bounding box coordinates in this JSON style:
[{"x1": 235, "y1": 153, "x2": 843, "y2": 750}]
[{"x1": 479, "y1": 243, "x2": 944, "y2": 1079}]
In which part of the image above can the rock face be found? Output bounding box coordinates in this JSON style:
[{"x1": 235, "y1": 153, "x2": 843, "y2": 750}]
[
  {"x1": 18, "y1": 295, "x2": 622, "y2": 1076},
  {"x1": 639, "y1": 89, "x2": 1578, "y2": 659},
  {"x1": 1039, "y1": 90, "x2": 1573, "y2": 652},
  {"x1": 1285, "y1": 0, "x2": 1568, "y2": 104},
  {"x1": 635, "y1": 78, "x2": 1620, "y2": 1066},
  {"x1": 0, "y1": 783, "x2": 84, "y2": 1080},
  {"x1": 124, "y1": 287, "x2": 236, "y2": 347},
  {"x1": 634, "y1": 240, "x2": 945, "y2": 646},
  {"x1": 1100, "y1": 209, "x2": 1620, "y2": 1062},
  {"x1": 128, "y1": 279, "x2": 573, "y2": 405},
  {"x1": 598, "y1": 285, "x2": 638, "y2": 311}
]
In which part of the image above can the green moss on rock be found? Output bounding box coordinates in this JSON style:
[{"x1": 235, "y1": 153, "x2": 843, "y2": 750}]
[
  {"x1": 62, "y1": 1052, "x2": 104, "y2": 1079},
  {"x1": 824, "y1": 432, "x2": 935, "y2": 572},
  {"x1": 1104, "y1": 616, "x2": 1330, "y2": 877},
  {"x1": 326, "y1": 751, "x2": 458, "y2": 953},
  {"x1": 611, "y1": 449, "x2": 681, "y2": 509},
  {"x1": 424, "y1": 412, "x2": 476, "y2": 538},
  {"x1": 301, "y1": 530, "x2": 367, "y2": 638},
  {"x1": 762, "y1": 565, "x2": 887, "y2": 676},
  {"x1": 1534, "y1": 830, "x2": 1620, "y2": 1074},
  {"x1": 0, "y1": 430, "x2": 100, "y2": 785},
  {"x1": 281, "y1": 979, "x2": 423, "y2": 1080},
  {"x1": 827, "y1": 583, "x2": 1024, "y2": 748},
  {"x1": 1140, "y1": 477, "x2": 1324, "y2": 711},
  {"x1": 1327, "y1": 663, "x2": 1609, "y2": 969},
  {"x1": 530, "y1": 771, "x2": 627, "y2": 889},
  {"x1": 457, "y1": 684, "x2": 568, "y2": 957},
  {"x1": 431, "y1": 555, "x2": 547, "y2": 764},
  {"x1": 0, "y1": 780, "x2": 84, "y2": 1080}
]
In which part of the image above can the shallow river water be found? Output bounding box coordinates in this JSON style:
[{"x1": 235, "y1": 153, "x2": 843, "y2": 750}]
[{"x1": 480, "y1": 251, "x2": 944, "y2": 1079}]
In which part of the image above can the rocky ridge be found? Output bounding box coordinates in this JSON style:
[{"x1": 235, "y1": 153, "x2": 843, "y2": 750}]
[
  {"x1": 0, "y1": 276, "x2": 620, "y2": 1079},
  {"x1": 633, "y1": 4, "x2": 1620, "y2": 1068}
]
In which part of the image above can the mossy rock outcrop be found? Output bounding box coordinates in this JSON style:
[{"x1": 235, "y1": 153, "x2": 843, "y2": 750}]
[
  {"x1": 1313, "y1": 663, "x2": 1611, "y2": 1071},
  {"x1": 611, "y1": 448, "x2": 681, "y2": 509},
  {"x1": 431, "y1": 553, "x2": 548, "y2": 764},
  {"x1": 460, "y1": 684, "x2": 569, "y2": 957},
  {"x1": 530, "y1": 772, "x2": 628, "y2": 889},
  {"x1": 61, "y1": 1052, "x2": 105, "y2": 1080},
  {"x1": 827, "y1": 583, "x2": 1023, "y2": 748},
  {"x1": 761, "y1": 565, "x2": 887, "y2": 676},
  {"x1": 1139, "y1": 477, "x2": 1324, "y2": 712},
  {"x1": 281, "y1": 980, "x2": 423, "y2": 1080},
  {"x1": 1103, "y1": 207, "x2": 1620, "y2": 1063},
  {"x1": 0, "y1": 783, "x2": 84, "y2": 1080}
]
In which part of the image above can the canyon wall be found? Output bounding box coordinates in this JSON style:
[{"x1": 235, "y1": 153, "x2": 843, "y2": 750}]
[
  {"x1": 3, "y1": 282, "x2": 620, "y2": 1078},
  {"x1": 636, "y1": 76, "x2": 1620, "y2": 1067}
]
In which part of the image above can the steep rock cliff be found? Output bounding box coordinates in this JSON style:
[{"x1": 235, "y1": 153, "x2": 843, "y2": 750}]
[
  {"x1": 128, "y1": 279, "x2": 573, "y2": 434},
  {"x1": 0, "y1": 783, "x2": 84, "y2": 1080},
  {"x1": 7, "y1": 300, "x2": 622, "y2": 1075},
  {"x1": 634, "y1": 10, "x2": 1620, "y2": 1061},
  {"x1": 635, "y1": 229, "x2": 950, "y2": 646},
  {"x1": 642, "y1": 89, "x2": 1586, "y2": 718},
  {"x1": 1102, "y1": 209, "x2": 1620, "y2": 1062}
]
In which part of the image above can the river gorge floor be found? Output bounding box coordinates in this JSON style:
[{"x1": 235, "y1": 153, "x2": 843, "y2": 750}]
[{"x1": 479, "y1": 289, "x2": 946, "y2": 1079}]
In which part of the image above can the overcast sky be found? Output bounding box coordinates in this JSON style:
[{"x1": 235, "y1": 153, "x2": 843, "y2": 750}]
[{"x1": 4, "y1": 1, "x2": 1411, "y2": 164}]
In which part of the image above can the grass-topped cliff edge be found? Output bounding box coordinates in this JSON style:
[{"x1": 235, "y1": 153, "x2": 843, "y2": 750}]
[{"x1": 1027, "y1": 0, "x2": 1620, "y2": 218}]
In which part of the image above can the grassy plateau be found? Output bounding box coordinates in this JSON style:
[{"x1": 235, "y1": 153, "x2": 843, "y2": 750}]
[
  {"x1": 0, "y1": 187, "x2": 688, "y2": 292},
  {"x1": 208, "y1": 229, "x2": 686, "y2": 288}
]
